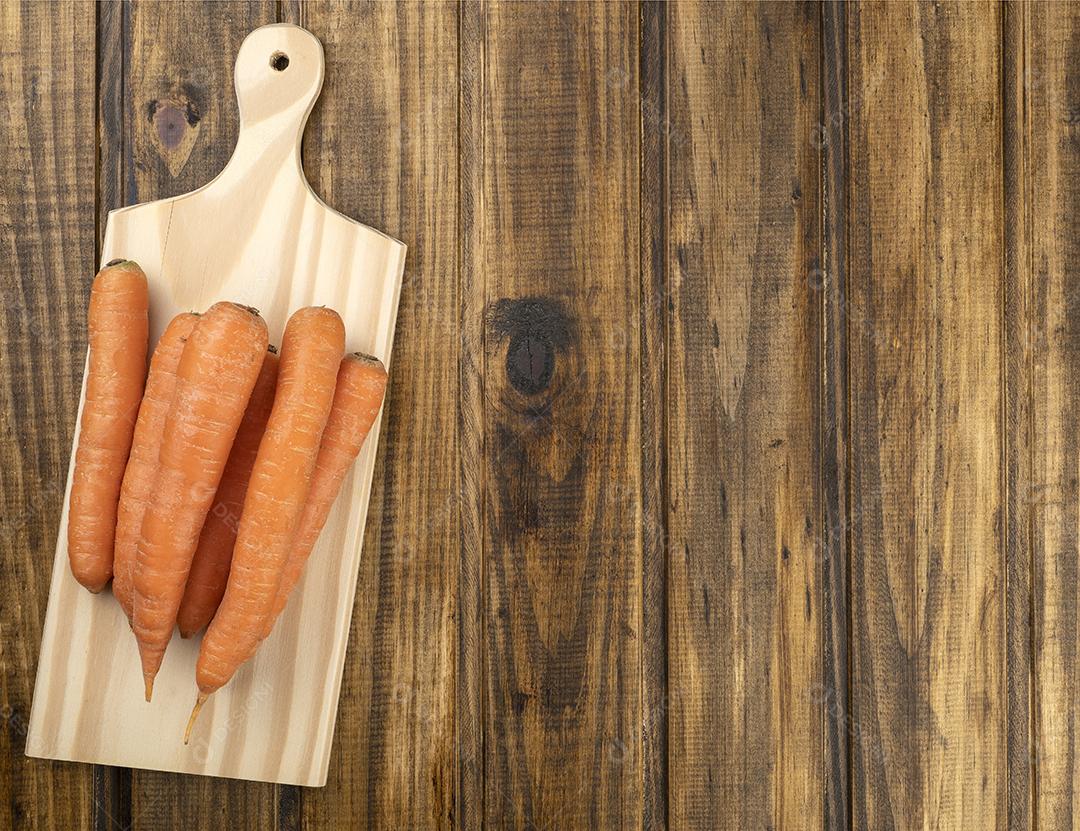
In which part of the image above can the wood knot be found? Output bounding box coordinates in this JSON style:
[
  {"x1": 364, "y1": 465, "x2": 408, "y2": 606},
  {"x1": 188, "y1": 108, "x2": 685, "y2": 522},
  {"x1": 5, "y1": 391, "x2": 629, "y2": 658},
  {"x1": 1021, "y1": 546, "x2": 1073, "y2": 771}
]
[
  {"x1": 146, "y1": 94, "x2": 202, "y2": 177},
  {"x1": 489, "y1": 297, "x2": 572, "y2": 396}
]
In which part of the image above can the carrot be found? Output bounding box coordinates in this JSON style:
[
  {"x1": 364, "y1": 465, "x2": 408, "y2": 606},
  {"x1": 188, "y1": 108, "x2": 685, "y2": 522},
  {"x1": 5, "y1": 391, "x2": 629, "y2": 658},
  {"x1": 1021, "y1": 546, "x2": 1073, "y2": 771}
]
[
  {"x1": 261, "y1": 353, "x2": 387, "y2": 638},
  {"x1": 112, "y1": 312, "x2": 200, "y2": 622},
  {"x1": 68, "y1": 260, "x2": 149, "y2": 593},
  {"x1": 176, "y1": 347, "x2": 280, "y2": 638},
  {"x1": 186, "y1": 306, "x2": 344, "y2": 740},
  {"x1": 133, "y1": 302, "x2": 268, "y2": 701}
]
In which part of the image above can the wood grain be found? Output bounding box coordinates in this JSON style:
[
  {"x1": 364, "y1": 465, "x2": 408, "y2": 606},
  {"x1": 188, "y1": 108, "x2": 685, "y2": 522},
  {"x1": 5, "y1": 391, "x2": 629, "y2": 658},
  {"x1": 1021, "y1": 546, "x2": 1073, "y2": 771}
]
[
  {"x1": 9, "y1": 0, "x2": 1080, "y2": 825},
  {"x1": 847, "y1": 2, "x2": 1005, "y2": 827},
  {"x1": 0, "y1": 3, "x2": 98, "y2": 828},
  {"x1": 1021, "y1": 2, "x2": 1080, "y2": 827},
  {"x1": 463, "y1": 2, "x2": 644, "y2": 827},
  {"x1": 666, "y1": 3, "x2": 823, "y2": 829},
  {"x1": 293, "y1": 1, "x2": 459, "y2": 828}
]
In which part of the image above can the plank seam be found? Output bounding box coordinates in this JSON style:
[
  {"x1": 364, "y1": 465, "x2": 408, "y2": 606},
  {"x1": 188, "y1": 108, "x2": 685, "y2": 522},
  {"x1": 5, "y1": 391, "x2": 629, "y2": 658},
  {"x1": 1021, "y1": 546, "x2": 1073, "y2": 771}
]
[
  {"x1": 841, "y1": 2, "x2": 853, "y2": 825},
  {"x1": 1020, "y1": 3, "x2": 1037, "y2": 826},
  {"x1": 999, "y1": 5, "x2": 1011, "y2": 826},
  {"x1": 820, "y1": 1, "x2": 852, "y2": 827},
  {"x1": 638, "y1": 1, "x2": 670, "y2": 828}
]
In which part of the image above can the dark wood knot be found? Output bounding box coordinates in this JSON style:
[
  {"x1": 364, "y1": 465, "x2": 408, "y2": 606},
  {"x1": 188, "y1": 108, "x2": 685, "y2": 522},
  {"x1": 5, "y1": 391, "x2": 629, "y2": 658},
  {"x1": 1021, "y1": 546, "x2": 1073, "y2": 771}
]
[
  {"x1": 489, "y1": 297, "x2": 572, "y2": 396},
  {"x1": 147, "y1": 98, "x2": 200, "y2": 150},
  {"x1": 145, "y1": 90, "x2": 204, "y2": 177}
]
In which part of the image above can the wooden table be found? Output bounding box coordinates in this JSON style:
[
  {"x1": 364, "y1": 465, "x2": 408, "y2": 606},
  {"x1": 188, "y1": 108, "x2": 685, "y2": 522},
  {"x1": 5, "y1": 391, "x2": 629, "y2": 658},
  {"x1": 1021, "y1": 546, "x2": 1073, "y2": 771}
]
[{"x1": 0, "y1": 1, "x2": 1075, "y2": 828}]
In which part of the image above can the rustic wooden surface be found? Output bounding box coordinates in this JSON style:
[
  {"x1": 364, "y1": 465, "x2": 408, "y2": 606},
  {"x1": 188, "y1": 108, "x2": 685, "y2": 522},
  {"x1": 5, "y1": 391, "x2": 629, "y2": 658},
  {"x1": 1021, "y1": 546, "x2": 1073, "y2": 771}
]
[
  {"x1": 2, "y1": 1, "x2": 1078, "y2": 828},
  {"x1": 847, "y1": 3, "x2": 1005, "y2": 827},
  {"x1": 666, "y1": 3, "x2": 822, "y2": 828}
]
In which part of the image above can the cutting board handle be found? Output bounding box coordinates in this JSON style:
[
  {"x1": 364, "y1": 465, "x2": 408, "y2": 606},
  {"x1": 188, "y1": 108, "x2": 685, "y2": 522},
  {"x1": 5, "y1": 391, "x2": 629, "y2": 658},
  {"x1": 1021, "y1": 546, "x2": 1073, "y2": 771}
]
[{"x1": 215, "y1": 24, "x2": 325, "y2": 190}]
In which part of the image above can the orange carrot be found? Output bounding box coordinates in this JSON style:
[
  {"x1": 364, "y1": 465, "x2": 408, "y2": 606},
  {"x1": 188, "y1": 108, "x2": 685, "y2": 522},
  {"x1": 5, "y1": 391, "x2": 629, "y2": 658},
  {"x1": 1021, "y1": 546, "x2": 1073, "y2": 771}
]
[
  {"x1": 68, "y1": 260, "x2": 148, "y2": 593},
  {"x1": 187, "y1": 307, "x2": 344, "y2": 740},
  {"x1": 112, "y1": 312, "x2": 199, "y2": 622},
  {"x1": 176, "y1": 347, "x2": 279, "y2": 638},
  {"x1": 133, "y1": 302, "x2": 268, "y2": 701},
  {"x1": 261, "y1": 353, "x2": 387, "y2": 638}
]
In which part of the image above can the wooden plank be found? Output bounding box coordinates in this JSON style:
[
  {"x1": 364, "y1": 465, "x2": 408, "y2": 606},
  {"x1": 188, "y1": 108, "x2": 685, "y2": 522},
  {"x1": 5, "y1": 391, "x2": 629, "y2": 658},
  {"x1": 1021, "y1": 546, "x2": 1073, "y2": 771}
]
[
  {"x1": 1020, "y1": 2, "x2": 1080, "y2": 827},
  {"x1": 0, "y1": 2, "x2": 97, "y2": 827},
  {"x1": 847, "y1": 3, "x2": 1005, "y2": 827},
  {"x1": 462, "y1": 2, "x2": 644, "y2": 827},
  {"x1": 104, "y1": 2, "x2": 281, "y2": 826},
  {"x1": 821, "y1": 2, "x2": 851, "y2": 827},
  {"x1": 294, "y1": 2, "x2": 460, "y2": 828},
  {"x1": 666, "y1": 3, "x2": 823, "y2": 828}
]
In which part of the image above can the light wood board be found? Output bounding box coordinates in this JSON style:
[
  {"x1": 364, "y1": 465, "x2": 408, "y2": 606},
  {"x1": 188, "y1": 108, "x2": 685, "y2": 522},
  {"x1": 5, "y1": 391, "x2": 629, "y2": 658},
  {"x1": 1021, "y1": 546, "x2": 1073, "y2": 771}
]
[{"x1": 26, "y1": 23, "x2": 406, "y2": 787}]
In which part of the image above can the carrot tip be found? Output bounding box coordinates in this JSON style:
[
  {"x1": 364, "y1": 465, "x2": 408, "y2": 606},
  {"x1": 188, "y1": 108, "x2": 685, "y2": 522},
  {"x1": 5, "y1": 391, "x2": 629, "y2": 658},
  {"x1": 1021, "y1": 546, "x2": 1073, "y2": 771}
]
[
  {"x1": 144, "y1": 677, "x2": 154, "y2": 703},
  {"x1": 184, "y1": 693, "x2": 209, "y2": 745}
]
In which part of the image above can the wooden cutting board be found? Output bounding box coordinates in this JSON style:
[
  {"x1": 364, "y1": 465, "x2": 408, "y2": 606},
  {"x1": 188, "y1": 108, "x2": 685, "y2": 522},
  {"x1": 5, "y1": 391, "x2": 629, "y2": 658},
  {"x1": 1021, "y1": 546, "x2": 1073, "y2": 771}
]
[{"x1": 26, "y1": 23, "x2": 406, "y2": 787}]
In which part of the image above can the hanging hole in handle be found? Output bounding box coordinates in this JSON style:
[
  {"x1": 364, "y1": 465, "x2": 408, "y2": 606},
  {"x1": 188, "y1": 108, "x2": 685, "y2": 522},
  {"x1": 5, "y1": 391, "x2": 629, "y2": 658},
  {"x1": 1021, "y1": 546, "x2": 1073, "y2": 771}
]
[{"x1": 270, "y1": 51, "x2": 290, "y2": 71}]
